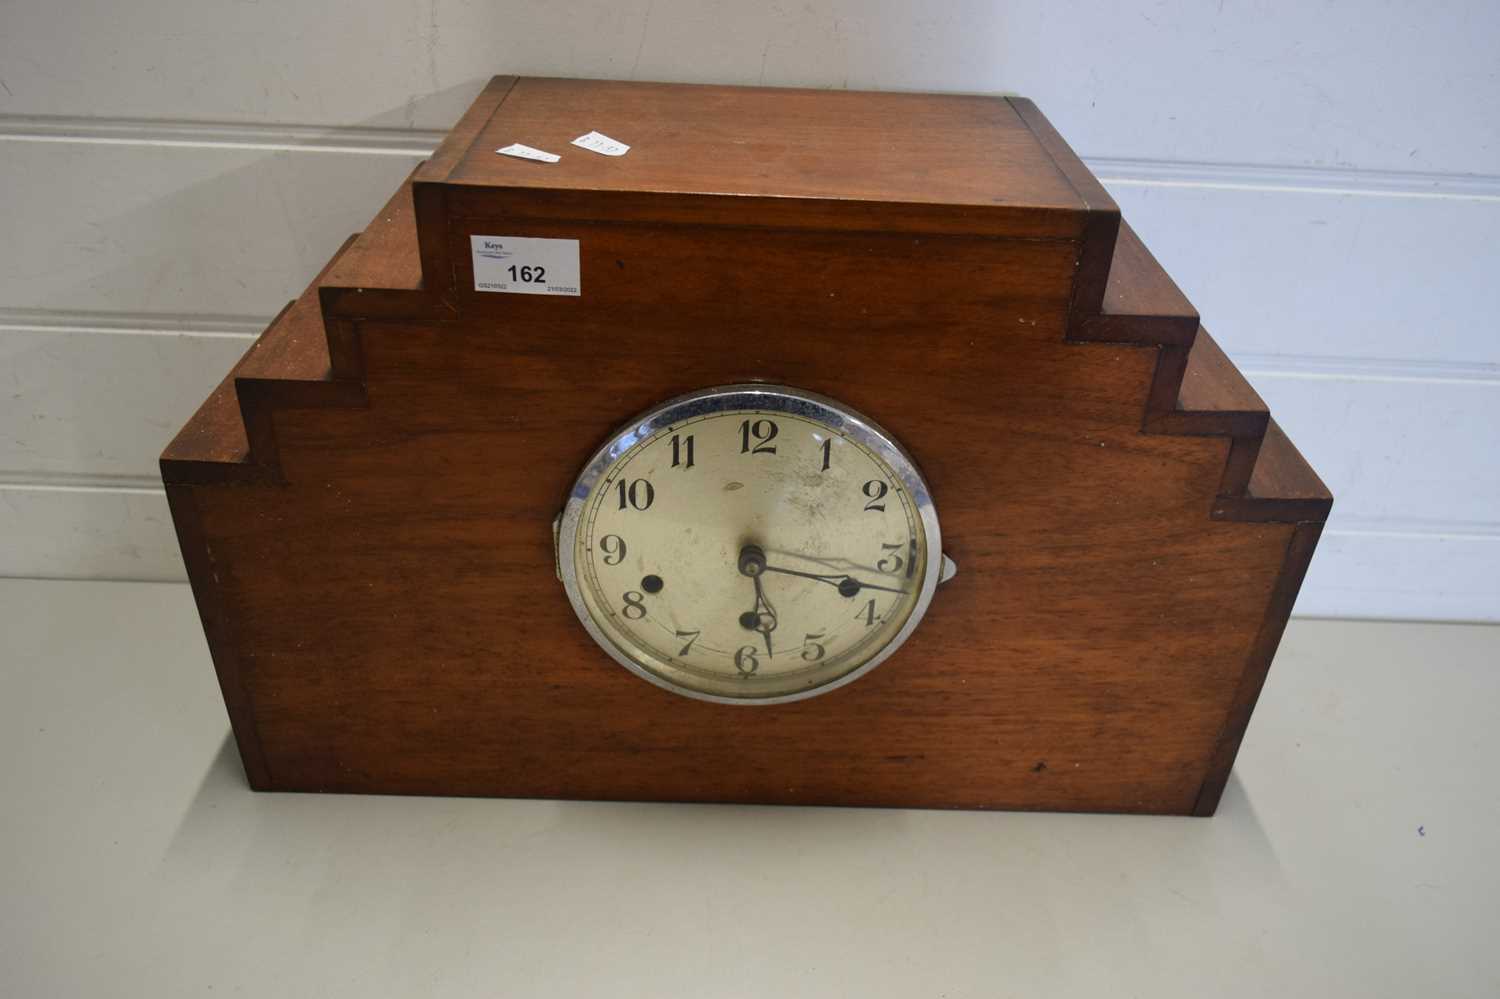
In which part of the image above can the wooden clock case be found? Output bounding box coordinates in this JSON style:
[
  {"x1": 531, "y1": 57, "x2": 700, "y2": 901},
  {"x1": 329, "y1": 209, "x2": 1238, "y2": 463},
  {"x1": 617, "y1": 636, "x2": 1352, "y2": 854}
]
[{"x1": 162, "y1": 77, "x2": 1331, "y2": 814}]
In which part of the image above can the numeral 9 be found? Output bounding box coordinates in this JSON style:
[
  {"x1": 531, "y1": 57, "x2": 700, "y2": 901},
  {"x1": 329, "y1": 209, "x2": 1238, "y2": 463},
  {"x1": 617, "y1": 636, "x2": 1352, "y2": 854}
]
[{"x1": 600, "y1": 535, "x2": 627, "y2": 566}]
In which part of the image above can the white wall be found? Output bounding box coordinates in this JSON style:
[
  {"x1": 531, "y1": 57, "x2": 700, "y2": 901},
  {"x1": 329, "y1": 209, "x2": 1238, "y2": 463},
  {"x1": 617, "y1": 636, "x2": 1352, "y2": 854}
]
[{"x1": 1, "y1": 0, "x2": 1496, "y2": 621}]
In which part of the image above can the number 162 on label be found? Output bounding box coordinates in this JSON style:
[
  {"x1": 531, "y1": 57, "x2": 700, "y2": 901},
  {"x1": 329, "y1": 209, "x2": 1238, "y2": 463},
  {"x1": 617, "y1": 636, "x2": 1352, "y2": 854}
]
[{"x1": 469, "y1": 235, "x2": 581, "y2": 297}]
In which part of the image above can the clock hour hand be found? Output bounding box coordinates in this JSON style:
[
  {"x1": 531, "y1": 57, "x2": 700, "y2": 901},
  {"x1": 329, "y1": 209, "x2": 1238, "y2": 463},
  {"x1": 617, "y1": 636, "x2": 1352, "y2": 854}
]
[
  {"x1": 737, "y1": 544, "x2": 777, "y2": 657},
  {"x1": 753, "y1": 574, "x2": 776, "y2": 657}
]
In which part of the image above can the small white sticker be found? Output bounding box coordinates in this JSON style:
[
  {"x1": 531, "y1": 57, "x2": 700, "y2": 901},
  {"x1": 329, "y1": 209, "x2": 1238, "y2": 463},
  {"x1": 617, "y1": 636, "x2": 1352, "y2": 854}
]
[
  {"x1": 471, "y1": 236, "x2": 580, "y2": 296},
  {"x1": 496, "y1": 143, "x2": 561, "y2": 163},
  {"x1": 571, "y1": 131, "x2": 630, "y2": 157}
]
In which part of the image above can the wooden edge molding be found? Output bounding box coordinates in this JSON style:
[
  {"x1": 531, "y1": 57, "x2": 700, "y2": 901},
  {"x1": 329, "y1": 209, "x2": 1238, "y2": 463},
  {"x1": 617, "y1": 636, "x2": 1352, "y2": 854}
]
[
  {"x1": 412, "y1": 75, "x2": 518, "y2": 186},
  {"x1": 164, "y1": 484, "x2": 272, "y2": 788},
  {"x1": 232, "y1": 377, "x2": 368, "y2": 482},
  {"x1": 1064, "y1": 216, "x2": 1329, "y2": 526},
  {"x1": 1192, "y1": 521, "x2": 1326, "y2": 815},
  {"x1": 409, "y1": 74, "x2": 515, "y2": 297},
  {"x1": 1008, "y1": 97, "x2": 1121, "y2": 329},
  {"x1": 161, "y1": 234, "x2": 368, "y2": 485}
]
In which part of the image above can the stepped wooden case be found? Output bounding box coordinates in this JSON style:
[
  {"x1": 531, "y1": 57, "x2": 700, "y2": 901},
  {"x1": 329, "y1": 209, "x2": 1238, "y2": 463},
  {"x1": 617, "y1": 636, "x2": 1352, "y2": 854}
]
[{"x1": 162, "y1": 77, "x2": 1331, "y2": 815}]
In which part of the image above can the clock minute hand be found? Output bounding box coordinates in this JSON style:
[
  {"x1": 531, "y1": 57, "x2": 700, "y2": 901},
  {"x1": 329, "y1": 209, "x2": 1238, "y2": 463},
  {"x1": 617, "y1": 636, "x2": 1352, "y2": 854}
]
[{"x1": 760, "y1": 563, "x2": 909, "y2": 597}]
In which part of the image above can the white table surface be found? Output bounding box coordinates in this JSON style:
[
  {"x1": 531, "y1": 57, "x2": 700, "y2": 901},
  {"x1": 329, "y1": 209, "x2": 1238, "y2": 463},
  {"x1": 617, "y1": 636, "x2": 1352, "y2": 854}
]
[{"x1": 2, "y1": 578, "x2": 1496, "y2": 997}]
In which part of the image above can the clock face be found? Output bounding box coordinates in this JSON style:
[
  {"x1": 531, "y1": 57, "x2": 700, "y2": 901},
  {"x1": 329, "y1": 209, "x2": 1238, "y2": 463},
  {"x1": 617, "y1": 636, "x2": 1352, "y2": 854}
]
[{"x1": 556, "y1": 385, "x2": 942, "y2": 703}]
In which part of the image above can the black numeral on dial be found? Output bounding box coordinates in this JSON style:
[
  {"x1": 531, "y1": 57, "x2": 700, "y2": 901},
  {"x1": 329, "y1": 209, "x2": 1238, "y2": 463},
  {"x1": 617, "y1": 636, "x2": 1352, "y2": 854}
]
[
  {"x1": 877, "y1": 542, "x2": 904, "y2": 575},
  {"x1": 739, "y1": 419, "x2": 779, "y2": 455},
  {"x1": 599, "y1": 534, "x2": 627, "y2": 566},
  {"x1": 734, "y1": 646, "x2": 761, "y2": 676},
  {"x1": 670, "y1": 433, "x2": 695, "y2": 469},
  {"x1": 616, "y1": 479, "x2": 655, "y2": 511},
  {"x1": 675, "y1": 630, "x2": 701, "y2": 656},
  {"x1": 862, "y1": 479, "x2": 888, "y2": 512}
]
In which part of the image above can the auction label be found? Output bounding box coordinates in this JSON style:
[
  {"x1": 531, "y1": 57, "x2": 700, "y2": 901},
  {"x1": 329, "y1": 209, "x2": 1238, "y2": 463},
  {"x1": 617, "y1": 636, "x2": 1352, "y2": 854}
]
[
  {"x1": 571, "y1": 131, "x2": 630, "y2": 156},
  {"x1": 470, "y1": 236, "x2": 581, "y2": 296}
]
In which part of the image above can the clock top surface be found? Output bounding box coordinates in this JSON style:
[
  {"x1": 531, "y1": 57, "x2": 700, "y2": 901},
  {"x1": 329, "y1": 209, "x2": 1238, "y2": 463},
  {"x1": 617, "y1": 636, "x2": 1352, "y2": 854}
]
[{"x1": 436, "y1": 77, "x2": 1091, "y2": 228}]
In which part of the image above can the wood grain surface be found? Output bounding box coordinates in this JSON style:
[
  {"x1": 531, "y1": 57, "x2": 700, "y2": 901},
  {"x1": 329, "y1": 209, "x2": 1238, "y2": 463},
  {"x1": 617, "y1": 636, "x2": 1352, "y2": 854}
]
[
  {"x1": 163, "y1": 78, "x2": 1330, "y2": 814},
  {"x1": 453, "y1": 78, "x2": 1084, "y2": 207}
]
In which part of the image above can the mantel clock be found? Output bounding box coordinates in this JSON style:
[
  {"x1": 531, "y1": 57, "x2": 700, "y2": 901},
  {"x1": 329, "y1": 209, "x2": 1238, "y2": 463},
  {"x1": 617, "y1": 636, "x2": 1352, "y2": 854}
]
[{"x1": 163, "y1": 77, "x2": 1331, "y2": 814}]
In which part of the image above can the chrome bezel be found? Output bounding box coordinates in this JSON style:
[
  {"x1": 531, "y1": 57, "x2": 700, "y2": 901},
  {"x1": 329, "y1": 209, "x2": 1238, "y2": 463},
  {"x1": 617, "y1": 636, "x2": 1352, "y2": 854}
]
[{"x1": 556, "y1": 383, "x2": 942, "y2": 705}]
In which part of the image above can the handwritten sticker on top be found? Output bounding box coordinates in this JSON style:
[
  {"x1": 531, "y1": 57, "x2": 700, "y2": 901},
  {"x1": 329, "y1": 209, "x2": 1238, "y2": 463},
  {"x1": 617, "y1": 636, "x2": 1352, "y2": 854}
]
[
  {"x1": 496, "y1": 143, "x2": 561, "y2": 163},
  {"x1": 571, "y1": 131, "x2": 630, "y2": 157}
]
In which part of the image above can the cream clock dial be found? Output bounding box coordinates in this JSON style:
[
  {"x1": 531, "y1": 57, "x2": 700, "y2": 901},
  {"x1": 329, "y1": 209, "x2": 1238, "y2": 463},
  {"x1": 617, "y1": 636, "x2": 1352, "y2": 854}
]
[{"x1": 556, "y1": 384, "x2": 948, "y2": 704}]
